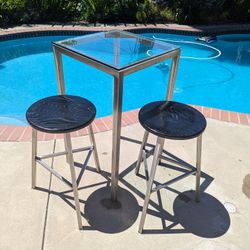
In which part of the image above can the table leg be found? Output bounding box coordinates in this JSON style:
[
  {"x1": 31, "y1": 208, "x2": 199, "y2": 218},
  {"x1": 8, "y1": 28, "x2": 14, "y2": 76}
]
[
  {"x1": 53, "y1": 47, "x2": 70, "y2": 162},
  {"x1": 111, "y1": 75, "x2": 124, "y2": 201},
  {"x1": 53, "y1": 46, "x2": 66, "y2": 95},
  {"x1": 166, "y1": 53, "x2": 180, "y2": 100},
  {"x1": 160, "y1": 53, "x2": 180, "y2": 157}
]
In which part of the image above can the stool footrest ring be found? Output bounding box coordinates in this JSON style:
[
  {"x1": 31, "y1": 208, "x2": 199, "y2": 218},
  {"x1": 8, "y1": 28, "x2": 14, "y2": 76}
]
[
  {"x1": 36, "y1": 158, "x2": 73, "y2": 188},
  {"x1": 37, "y1": 146, "x2": 94, "y2": 160},
  {"x1": 35, "y1": 145, "x2": 93, "y2": 188},
  {"x1": 151, "y1": 169, "x2": 196, "y2": 193}
]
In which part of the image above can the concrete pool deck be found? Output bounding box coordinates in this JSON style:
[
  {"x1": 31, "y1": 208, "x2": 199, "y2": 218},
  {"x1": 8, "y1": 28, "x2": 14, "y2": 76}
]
[
  {"x1": 0, "y1": 23, "x2": 250, "y2": 249},
  {"x1": 0, "y1": 118, "x2": 250, "y2": 250}
]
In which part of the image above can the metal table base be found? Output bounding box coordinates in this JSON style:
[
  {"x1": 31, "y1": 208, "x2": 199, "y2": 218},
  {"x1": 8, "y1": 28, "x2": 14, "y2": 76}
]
[{"x1": 52, "y1": 30, "x2": 180, "y2": 201}]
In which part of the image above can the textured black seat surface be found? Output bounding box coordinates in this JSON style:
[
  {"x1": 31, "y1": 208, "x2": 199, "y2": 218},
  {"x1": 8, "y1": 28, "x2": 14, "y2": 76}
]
[
  {"x1": 139, "y1": 101, "x2": 206, "y2": 140},
  {"x1": 26, "y1": 95, "x2": 96, "y2": 133}
]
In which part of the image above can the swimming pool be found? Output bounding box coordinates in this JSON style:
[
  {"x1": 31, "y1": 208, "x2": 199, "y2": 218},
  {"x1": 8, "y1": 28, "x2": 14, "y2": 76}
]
[{"x1": 0, "y1": 32, "x2": 249, "y2": 125}]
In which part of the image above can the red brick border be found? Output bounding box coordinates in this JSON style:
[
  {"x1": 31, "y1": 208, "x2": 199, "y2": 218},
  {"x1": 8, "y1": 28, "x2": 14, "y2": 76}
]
[{"x1": 0, "y1": 106, "x2": 249, "y2": 142}]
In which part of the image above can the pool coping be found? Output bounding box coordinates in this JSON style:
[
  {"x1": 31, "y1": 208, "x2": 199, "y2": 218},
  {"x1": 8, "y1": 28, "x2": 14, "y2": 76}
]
[
  {"x1": 0, "y1": 106, "x2": 249, "y2": 142},
  {"x1": 0, "y1": 23, "x2": 249, "y2": 141},
  {"x1": 1, "y1": 23, "x2": 250, "y2": 38}
]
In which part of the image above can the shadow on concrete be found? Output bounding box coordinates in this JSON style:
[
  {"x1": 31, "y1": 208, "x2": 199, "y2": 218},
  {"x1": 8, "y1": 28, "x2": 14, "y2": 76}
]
[
  {"x1": 84, "y1": 186, "x2": 139, "y2": 233},
  {"x1": 35, "y1": 164, "x2": 139, "y2": 234},
  {"x1": 35, "y1": 135, "x2": 229, "y2": 237},
  {"x1": 172, "y1": 190, "x2": 230, "y2": 238},
  {"x1": 118, "y1": 135, "x2": 230, "y2": 237},
  {"x1": 35, "y1": 165, "x2": 111, "y2": 222},
  {"x1": 140, "y1": 191, "x2": 230, "y2": 237},
  {"x1": 242, "y1": 174, "x2": 250, "y2": 199}
]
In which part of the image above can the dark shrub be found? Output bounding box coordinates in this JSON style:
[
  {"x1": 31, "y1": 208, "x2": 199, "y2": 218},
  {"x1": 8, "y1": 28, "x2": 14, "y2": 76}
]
[{"x1": 0, "y1": 0, "x2": 249, "y2": 27}]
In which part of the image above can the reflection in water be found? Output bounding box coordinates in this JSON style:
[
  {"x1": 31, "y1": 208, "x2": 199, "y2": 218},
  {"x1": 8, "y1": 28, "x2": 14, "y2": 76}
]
[
  {"x1": 156, "y1": 62, "x2": 169, "y2": 72},
  {"x1": 59, "y1": 39, "x2": 77, "y2": 46},
  {"x1": 0, "y1": 41, "x2": 51, "y2": 64},
  {"x1": 216, "y1": 36, "x2": 250, "y2": 66},
  {"x1": 156, "y1": 62, "x2": 169, "y2": 84}
]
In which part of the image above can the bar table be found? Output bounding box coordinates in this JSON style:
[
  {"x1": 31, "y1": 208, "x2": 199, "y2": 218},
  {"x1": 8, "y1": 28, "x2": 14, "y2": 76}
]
[{"x1": 52, "y1": 30, "x2": 180, "y2": 201}]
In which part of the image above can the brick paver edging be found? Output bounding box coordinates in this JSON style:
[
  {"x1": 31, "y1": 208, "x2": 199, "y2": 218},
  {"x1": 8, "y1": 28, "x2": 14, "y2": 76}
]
[
  {"x1": 0, "y1": 106, "x2": 249, "y2": 142},
  {"x1": 0, "y1": 24, "x2": 249, "y2": 141},
  {"x1": 0, "y1": 23, "x2": 250, "y2": 38}
]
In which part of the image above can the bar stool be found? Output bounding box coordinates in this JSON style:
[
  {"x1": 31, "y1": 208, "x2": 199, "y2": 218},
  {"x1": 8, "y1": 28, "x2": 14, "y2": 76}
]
[
  {"x1": 135, "y1": 101, "x2": 207, "y2": 233},
  {"x1": 26, "y1": 95, "x2": 101, "y2": 230}
]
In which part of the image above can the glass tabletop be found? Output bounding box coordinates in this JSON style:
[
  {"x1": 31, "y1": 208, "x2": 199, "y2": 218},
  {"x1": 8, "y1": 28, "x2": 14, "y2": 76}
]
[{"x1": 53, "y1": 30, "x2": 179, "y2": 71}]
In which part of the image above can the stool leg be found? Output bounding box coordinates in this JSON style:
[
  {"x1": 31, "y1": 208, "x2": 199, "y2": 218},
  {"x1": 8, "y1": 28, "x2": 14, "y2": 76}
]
[
  {"x1": 88, "y1": 125, "x2": 101, "y2": 172},
  {"x1": 158, "y1": 139, "x2": 165, "y2": 165},
  {"x1": 139, "y1": 137, "x2": 164, "y2": 233},
  {"x1": 64, "y1": 133, "x2": 83, "y2": 230},
  {"x1": 64, "y1": 139, "x2": 70, "y2": 163},
  {"x1": 31, "y1": 129, "x2": 37, "y2": 189},
  {"x1": 195, "y1": 135, "x2": 202, "y2": 202},
  {"x1": 135, "y1": 131, "x2": 149, "y2": 175}
]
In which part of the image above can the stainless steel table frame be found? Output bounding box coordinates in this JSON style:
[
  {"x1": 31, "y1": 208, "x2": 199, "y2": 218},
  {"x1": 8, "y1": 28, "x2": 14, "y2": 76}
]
[{"x1": 52, "y1": 30, "x2": 180, "y2": 201}]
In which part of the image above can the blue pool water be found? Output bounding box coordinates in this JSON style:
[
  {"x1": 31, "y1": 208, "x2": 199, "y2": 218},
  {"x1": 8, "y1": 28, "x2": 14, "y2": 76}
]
[{"x1": 0, "y1": 32, "x2": 250, "y2": 125}]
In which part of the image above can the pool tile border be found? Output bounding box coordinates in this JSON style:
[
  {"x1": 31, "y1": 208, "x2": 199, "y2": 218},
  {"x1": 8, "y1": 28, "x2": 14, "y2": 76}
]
[{"x1": 0, "y1": 106, "x2": 249, "y2": 142}]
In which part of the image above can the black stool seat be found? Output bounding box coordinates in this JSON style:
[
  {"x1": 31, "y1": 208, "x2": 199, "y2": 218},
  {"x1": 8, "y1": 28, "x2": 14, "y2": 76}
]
[
  {"x1": 139, "y1": 101, "x2": 206, "y2": 140},
  {"x1": 26, "y1": 95, "x2": 96, "y2": 133}
]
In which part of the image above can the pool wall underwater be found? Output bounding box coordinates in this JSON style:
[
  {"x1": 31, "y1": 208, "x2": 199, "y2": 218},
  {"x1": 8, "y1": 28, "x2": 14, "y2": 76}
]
[{"x1": 0, "y1": 25, "x2": 249, "y2": 141}]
